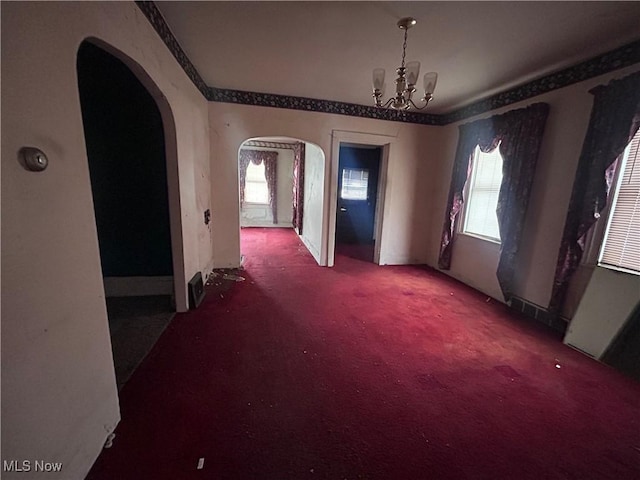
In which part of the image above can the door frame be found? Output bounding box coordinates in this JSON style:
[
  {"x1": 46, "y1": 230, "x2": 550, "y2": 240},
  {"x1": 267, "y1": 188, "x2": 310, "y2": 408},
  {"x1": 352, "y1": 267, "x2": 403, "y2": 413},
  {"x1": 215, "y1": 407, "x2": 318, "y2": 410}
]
[{"x1": 328, "y1": 131, "x2": 394, "y2": 267}]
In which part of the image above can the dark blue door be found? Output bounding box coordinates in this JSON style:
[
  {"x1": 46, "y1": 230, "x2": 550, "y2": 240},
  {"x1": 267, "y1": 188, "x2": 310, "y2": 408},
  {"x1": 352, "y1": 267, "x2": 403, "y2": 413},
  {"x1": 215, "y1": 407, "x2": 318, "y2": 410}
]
[{"x1": 336, "y1": 146, "x2": 381, "y2": 246}]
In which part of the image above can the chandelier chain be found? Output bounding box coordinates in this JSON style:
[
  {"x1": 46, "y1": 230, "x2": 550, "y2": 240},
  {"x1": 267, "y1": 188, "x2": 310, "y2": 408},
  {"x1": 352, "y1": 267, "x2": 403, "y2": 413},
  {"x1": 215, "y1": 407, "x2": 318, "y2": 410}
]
[{"x1": 401, "y1": 29, "x2": 408, "y2": 68}]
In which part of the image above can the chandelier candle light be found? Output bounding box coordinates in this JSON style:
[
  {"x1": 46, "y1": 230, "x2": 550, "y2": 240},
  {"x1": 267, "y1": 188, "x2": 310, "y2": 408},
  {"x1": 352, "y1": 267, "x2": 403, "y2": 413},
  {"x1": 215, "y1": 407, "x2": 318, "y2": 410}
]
[{"x1": 372, "y1": 17, "x2": 438, "y2": 110}]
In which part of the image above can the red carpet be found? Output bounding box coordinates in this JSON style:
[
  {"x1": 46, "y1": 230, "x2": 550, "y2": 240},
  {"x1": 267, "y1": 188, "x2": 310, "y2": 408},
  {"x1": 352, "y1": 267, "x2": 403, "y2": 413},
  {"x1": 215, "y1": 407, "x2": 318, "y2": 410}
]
[{"x1": 87, "y1": 228, "x2": 640, "y2": 479}]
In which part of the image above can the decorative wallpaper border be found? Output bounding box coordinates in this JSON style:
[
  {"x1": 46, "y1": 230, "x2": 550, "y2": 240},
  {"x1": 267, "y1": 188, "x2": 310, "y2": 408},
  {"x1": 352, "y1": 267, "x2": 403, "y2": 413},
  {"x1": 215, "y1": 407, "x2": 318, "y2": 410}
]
[
  {"x1": 135, "y1": 1, "x2": 209, "y2": 98},
  {"x1": 137, "y1": 1, "x2": 640, "y2": 126},
  {"x1": 208, "y1": 87, "x2": 443, "y2": 125},
  {"x1": 443, "y1": 39, "x2": 640, "y2": 124},
  {"x1": 243, "y1": 141, "x2": 301, "y2": 150}
]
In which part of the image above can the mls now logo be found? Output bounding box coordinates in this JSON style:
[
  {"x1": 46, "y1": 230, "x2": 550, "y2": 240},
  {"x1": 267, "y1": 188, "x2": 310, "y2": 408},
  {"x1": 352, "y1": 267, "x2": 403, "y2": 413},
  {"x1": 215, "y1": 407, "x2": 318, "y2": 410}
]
[{"x1": 3, "y1": 460, "x2": 63, "y2": 472}]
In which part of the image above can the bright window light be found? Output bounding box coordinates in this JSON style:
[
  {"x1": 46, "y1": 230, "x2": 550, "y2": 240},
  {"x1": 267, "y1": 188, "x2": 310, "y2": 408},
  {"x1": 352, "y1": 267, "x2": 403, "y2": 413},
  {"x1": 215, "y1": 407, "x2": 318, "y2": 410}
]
[
  {"x1": 463, "y1": 144, "x2": 503, "y2": 242},
  {"x1": 341, "y1": 168, "x2": 369, "y2": 200},
  {"x1": 245, "y1": 162, "x2": 269, "y2": 204}
]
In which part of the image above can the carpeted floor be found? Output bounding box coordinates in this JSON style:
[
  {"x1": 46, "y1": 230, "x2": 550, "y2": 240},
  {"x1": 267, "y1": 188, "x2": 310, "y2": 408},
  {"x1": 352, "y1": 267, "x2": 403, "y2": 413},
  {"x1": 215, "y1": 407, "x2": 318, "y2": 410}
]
[
  {"x1": 335, "y1": 242, "x2": 375, "y2": 263},
  {"x1": 87, "y1": 228, "x2": 640, "y2": 480}
]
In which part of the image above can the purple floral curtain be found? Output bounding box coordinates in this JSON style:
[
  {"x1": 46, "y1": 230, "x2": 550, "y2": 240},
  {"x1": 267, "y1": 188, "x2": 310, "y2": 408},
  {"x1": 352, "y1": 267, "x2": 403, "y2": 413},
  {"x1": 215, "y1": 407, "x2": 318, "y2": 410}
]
[
  {"x1": 238, "y1": 153, "x2": 251, "y2": 205},
  {"x1": 549, "y1": 72, "x2": 640, "y2": 313},
  {"x1": 292, "y1": 142, "x2": 305, "y2": 233},
  {"x1": 263, "y1": 155, "x2": 278, "y2": 224},
  {"x1": 239, "y1": 149, "x2": 279, "y2": 223},
  {"x1": 438, "y1": 103, "x2": 550, "y2": 301}
]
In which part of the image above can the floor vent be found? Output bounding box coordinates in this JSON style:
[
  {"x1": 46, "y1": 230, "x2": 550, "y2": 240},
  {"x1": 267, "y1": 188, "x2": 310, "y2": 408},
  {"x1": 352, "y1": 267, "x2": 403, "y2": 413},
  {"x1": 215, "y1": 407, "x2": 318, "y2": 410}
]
[
  {"x1": 509, "y1": 296, "x2": 568, "y2": 334},
  {"x1": 188, "y1": 272, "x2": 205, "y2": 310}
]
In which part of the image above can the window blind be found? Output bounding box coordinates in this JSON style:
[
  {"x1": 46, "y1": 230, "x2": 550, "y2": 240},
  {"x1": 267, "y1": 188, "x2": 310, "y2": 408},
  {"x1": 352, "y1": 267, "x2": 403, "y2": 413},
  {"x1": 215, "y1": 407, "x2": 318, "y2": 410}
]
[
  {"x1": 463, "y1": 145, "x2": 503, "y2": 241},
  {"x1": 599, "y1": 129, "x2": 640, "y2": 273}
]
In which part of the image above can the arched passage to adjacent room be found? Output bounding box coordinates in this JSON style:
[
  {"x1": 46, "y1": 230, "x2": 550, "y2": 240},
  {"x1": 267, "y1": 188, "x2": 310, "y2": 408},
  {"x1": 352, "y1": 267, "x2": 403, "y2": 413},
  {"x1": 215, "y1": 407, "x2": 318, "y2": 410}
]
[{"x1": 237, "y1": 137, "x2": 326, "y2": 265}]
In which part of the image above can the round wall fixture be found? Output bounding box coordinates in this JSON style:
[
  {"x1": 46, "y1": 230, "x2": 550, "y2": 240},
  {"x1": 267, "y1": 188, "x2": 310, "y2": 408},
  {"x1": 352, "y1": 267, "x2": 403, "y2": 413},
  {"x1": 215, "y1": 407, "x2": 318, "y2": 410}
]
[{"x1": 19, "y1": 147, "x2": 49, "y2": 172}]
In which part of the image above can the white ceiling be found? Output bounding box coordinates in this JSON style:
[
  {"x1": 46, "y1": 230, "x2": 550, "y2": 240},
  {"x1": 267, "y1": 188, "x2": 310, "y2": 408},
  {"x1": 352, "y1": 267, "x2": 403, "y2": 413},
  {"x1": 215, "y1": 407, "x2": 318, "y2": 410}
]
[{"x1": 157, "y1": 1, "x2": 640, "y2": 114}]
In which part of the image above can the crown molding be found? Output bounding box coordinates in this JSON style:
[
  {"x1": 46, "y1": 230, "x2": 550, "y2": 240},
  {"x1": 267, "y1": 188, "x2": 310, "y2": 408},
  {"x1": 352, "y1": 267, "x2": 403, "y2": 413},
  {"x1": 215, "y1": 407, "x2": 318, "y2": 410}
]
[{"x1": 137, "y1": 1, "x2": 640, "y2": 127}]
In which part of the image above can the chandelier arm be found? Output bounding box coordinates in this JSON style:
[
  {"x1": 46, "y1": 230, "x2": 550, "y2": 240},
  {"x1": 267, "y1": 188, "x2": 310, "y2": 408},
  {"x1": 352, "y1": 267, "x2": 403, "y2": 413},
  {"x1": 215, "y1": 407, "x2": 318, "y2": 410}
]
[
  {"x1": 408, "y1": 98, "x2": 429, "y2": 110},
  {"x1": 381, "y1": 97, "x2": 395, "y2": 109}
]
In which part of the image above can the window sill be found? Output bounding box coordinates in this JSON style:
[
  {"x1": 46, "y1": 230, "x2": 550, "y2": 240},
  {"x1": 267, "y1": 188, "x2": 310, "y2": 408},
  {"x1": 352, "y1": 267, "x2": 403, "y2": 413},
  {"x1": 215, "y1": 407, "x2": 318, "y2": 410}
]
[
  {"x1": 243, "y1": 202, "x2": 270, "y2": 207},
  {"x1": 459, "y1": 231, "x2": 501, "y2": 245},
  {"x1": 597, "y1": 263, "x2": 640, "y2": 277}
]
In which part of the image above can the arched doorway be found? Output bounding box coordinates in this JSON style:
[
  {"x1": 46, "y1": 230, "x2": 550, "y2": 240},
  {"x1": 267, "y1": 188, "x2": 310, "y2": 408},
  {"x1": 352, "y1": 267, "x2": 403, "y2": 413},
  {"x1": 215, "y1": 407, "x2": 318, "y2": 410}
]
[
  {"x1": 238, "y1": 137, "x2": 325, "y2": 265},
  {"x1": 77, "y1": 40, "x2": 181, "y2": 389}
]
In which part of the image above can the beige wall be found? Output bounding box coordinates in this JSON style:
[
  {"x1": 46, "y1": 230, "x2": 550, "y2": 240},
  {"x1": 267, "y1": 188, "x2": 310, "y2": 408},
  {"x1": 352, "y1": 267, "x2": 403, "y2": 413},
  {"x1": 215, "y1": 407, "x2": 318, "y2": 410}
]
[
  {"x1": 209, "y1": 102, "x2": 440, "y2": 268},
  {"x1": 1, "y1": 2, "x2": 211, "y2": 479},
  {"x1": 427, "y1": 65, "x2": 640, "y2": 313},
  {"x1": 564, "y1": 267, "x2": 640, "y2": 358}
]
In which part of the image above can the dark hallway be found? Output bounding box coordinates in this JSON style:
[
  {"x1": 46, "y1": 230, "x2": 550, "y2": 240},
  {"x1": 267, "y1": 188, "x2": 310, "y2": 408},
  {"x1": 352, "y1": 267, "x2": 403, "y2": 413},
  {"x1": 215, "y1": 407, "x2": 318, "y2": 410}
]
[{"x1": 77, "y1": 42, "x2": 175, "y2": 389}]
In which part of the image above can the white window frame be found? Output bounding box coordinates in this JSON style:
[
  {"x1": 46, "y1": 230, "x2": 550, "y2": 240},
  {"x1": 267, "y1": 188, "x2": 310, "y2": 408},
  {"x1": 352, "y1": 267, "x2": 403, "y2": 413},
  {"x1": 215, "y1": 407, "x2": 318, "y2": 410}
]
[
  {"x1": 597, "y1": 132, "x2": 640, "y2": 275},
  {"x1": 244, "y1": 161, "x2": 269, "y2": 205},
  {"x1": 460, "y1": 144, "x2": 503, "y2": 244}
]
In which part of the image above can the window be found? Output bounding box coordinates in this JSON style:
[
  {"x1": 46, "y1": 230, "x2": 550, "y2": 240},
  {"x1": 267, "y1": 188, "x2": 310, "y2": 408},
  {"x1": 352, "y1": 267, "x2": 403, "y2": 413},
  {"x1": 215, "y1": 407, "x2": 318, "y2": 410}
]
[
  {"x1": 341, "y1": 168, "x2": 369, "y2": 200},
  {"x1": 599, "y1": 129, "x2": 640, "y2": 274},
  {"x1": 244, "y1": 161, "x2": 268, "y2": 204},
  {"x1": 462, "y1": 144, "x2": 503, "y2": 242}
]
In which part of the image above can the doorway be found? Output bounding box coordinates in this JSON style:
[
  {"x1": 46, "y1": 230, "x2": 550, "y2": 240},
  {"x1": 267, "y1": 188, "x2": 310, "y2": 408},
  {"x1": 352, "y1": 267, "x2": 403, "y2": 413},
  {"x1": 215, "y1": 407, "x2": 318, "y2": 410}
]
[
  {"x1": 335, "y1": 145, "x2": 383, "y2": 263},
  {"x1": 77, "y1": 41, "x2": 176, "y2": 389},
  {"x1": 238, "y1": 137, "x2": 326, "y2": 266}
]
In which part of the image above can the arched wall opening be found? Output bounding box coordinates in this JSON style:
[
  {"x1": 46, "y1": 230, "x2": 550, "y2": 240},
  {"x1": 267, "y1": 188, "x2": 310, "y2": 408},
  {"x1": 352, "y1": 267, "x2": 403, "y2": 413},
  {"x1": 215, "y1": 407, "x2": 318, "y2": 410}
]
[
  {"x1": 77, "y1": 38, "x2": 186, "y2": 387},
  {"x1": 79, "y1": 37, "x2": 187, "y2": 310},
  {"x1": 238, "y1": 137, "x2": 326, "y2": 265}
]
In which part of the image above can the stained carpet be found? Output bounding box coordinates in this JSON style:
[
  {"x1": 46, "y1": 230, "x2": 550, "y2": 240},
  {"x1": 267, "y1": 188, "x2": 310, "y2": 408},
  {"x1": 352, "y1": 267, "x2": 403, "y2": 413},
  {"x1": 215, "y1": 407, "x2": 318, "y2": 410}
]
[{"x1": 88, "y1": 228, "x2": 640, "y2": 479}]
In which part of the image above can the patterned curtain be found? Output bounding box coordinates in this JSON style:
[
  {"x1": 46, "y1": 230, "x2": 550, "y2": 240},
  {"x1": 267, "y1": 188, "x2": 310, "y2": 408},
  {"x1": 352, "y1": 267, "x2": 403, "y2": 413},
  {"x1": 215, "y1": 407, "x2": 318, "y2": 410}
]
[
  {"x1": 263, "y1": 155, "x2": 278, "y2": 224},
  {"x1": 438, "y1": 102, "x2": 550, "y2": 301},
  {"x1": 238, "y1": 153, "x2": 252, "y2": 205},
  {"x1": 549, "y1": 72, "x2": 640, "y2": 313},
  {"x1": 292, "y1": 142, "x2": 306, "y2": 233},
  {"x1": 239, "y1": 149, "x2": 279, "y2": 223}
]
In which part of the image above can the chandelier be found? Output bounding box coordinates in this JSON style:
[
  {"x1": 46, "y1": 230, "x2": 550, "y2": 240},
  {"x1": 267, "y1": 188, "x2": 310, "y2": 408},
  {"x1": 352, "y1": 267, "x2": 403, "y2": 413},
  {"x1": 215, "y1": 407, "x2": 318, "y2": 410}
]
[{"x1": 372, "y1": 17, "x2": 438, "y2": 111}]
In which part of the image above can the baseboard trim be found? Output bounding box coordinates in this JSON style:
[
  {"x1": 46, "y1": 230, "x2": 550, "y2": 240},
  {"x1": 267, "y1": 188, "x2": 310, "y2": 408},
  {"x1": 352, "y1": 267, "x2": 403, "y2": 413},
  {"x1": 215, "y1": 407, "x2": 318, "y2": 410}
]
[
  {"x1": 103, "y1": 276, "x2": 173, "y2": 297},
  {"x1": 565, "y1": 343, "x2": 597, "y2": 359},
  {"x1": 241, "y1": 222, "x2": 294, "y2": 228}
]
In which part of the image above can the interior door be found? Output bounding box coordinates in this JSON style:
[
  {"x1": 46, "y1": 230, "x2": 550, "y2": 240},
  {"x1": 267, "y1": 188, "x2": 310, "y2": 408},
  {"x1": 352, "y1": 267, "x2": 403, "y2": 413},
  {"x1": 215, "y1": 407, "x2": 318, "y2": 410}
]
[{"x1": 336, "y1": 146, "x2": 381, "y2": 245}]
